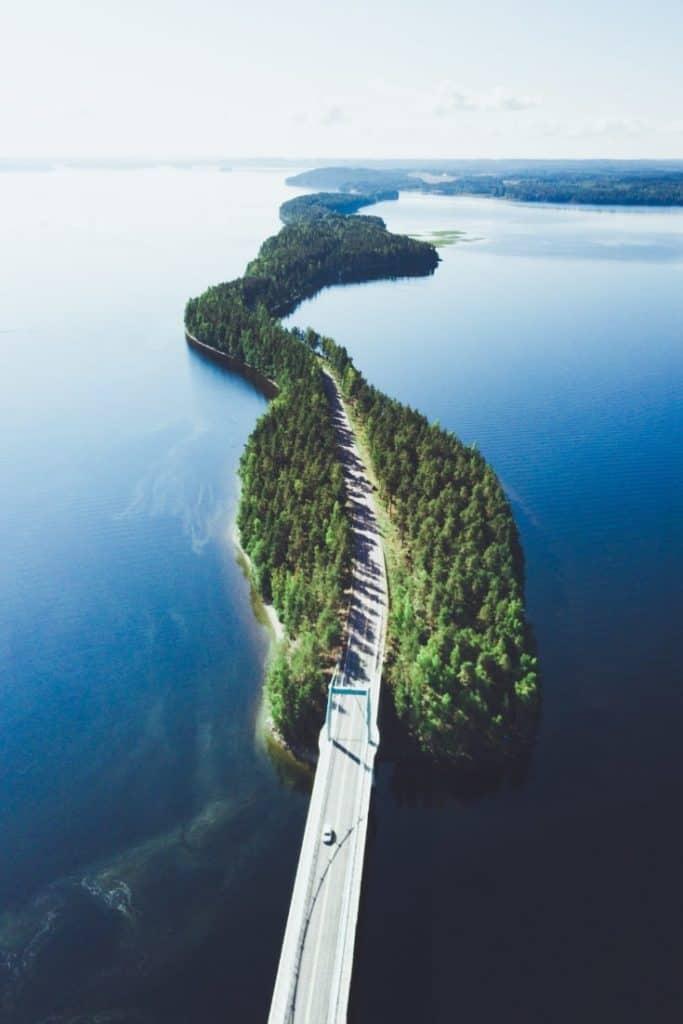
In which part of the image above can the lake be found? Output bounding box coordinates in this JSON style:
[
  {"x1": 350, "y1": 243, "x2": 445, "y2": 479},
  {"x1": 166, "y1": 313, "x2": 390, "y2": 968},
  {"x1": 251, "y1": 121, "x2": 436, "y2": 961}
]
[
  {"x1": 1, "y1": 170, "x2": 682, "y2": 1022},
  {"x1": 289, "y1": 193, "x2": 683, "y2": 1023},
  {"x1": 0, "y1": 166, "x2": 311, "y2": 1023}
]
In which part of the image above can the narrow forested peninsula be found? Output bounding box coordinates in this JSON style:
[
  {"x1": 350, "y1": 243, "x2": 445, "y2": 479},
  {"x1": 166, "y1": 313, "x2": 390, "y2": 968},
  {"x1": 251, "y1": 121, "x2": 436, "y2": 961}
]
[
  {"x1": 279, "y1": 189, "x2": 398, "y2": 223},
  {"x1": 185, "y1": 192, "x2": 539, "y2": 761}
]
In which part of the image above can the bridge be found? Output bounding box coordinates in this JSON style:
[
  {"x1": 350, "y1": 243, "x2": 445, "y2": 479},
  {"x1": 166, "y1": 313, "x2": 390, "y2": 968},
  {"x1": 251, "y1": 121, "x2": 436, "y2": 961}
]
[{"x1": 268, "y1": 371, "x2": 388, "y2": 1024}]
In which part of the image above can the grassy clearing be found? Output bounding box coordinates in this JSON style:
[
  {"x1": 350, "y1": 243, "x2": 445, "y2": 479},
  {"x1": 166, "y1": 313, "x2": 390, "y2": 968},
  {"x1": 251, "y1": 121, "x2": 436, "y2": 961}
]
[{"x1": 409, "y1": 228, "x2": 466, "y2": 247}]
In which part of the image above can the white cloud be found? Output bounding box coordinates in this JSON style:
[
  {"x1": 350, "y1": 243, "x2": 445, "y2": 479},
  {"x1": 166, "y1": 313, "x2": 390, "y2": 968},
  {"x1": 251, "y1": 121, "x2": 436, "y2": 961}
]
[
  {"x1": 527, "y1": 116, "x2": 658, "y2": 140},
  {"x1": 567, "y1": 116, "x2": 648, "y2": 137},
  {"x1": 290, "y1": 102, "x2": 350, "y2": 129},
  {"x1": 367, "y1": 78, "x2": 540, "y2": 120},
  {"x1": 430, "y1": 82, "x2": 540, "y2": 116},
  {"x1": 320, "y1": 104, "x2": 348, "y2": 127}
]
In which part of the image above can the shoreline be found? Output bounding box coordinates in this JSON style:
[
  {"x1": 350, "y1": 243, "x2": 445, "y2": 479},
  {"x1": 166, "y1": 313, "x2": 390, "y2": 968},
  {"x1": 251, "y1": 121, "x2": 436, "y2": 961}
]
[
  {"x1": 190, "y1": 327, "x2": 319, "y2": 768},
  {"x1": 231, "y1": 517, "x2": 319, "y2": 770},
  {"x1": 230, "y1": 519, "x2": 285, "y2": 644},
  {"x1": 185, "y1": 329, "x2": 280, "y2": 399}
]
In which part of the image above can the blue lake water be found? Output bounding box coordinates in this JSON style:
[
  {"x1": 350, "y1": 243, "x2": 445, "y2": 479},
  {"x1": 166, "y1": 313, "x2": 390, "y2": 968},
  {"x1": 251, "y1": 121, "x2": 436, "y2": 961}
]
[
  {"x1": 0, "y1": 167, "x2": 310, "y2": 1022},
  {"x1": 1, "y1": 172, "x2": 682, "y2": 1022},
  {"x1": 288, "y1": 194, "x2": 683, "y2": 1023}
]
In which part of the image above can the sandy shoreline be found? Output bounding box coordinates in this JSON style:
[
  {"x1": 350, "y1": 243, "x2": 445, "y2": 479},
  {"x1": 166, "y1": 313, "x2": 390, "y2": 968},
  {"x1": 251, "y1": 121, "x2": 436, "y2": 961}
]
[
  {"x1": 231, "y1": 519, "x2": 319, "y2": 766},
  {"x1": 230, "y1": 520, "x2": 285, "y2": 644}
]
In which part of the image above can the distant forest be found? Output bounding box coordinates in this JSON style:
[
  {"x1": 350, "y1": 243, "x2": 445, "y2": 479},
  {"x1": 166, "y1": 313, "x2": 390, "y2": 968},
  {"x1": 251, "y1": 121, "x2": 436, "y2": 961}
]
[
  {"x1": 287, "y1": 162, "x2": 683, "y2": 206},
  {"x1": 185, "y1": 192, "x2": 539, "y2": 761},
  {"x1": 279, "y1": 189, "x2": 398, "y2": 222}
]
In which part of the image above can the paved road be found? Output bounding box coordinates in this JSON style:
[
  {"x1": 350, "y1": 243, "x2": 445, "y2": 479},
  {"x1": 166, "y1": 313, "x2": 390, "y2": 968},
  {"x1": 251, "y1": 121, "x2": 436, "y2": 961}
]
[{"x1": 268, "y1": 370, "x2": 387, "y2": 1024}]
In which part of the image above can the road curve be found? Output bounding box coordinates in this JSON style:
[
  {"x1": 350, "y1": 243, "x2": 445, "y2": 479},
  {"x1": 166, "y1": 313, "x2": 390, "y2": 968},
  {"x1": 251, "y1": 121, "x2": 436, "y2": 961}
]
[{"x1": 268, "y1": 367, "x2": 388, "y2": 1024}]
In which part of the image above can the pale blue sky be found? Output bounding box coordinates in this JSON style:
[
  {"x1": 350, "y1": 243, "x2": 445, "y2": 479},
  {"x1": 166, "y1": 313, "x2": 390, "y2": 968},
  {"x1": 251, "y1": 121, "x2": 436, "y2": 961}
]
[{"x1": 3, "y1": 0, "x2": 681, "y2": 159}]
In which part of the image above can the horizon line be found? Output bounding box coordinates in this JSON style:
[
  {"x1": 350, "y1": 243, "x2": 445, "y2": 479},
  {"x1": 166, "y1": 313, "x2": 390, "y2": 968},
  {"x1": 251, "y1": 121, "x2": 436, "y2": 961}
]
[{"x1": 3, "y1": 156, "x2": 683, "y2": 166}]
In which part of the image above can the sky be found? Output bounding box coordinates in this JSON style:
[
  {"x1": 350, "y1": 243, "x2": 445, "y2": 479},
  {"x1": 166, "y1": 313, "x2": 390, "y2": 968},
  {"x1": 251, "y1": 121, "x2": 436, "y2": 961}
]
[{"x1": 2, "y1": 0, "x2": 682, "y2": 161}]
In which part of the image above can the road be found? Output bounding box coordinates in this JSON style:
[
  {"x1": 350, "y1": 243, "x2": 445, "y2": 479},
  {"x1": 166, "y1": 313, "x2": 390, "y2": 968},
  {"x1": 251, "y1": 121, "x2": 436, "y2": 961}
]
[{"x1": 268, "y1": 369, "x2": 388, "y2": 1024}]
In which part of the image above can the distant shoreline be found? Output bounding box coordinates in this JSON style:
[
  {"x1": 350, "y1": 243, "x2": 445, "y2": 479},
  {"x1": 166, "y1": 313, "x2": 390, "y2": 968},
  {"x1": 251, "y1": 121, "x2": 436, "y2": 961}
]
[{"x1": 286, "y1": 164, "x2": 683, "y2": 208}]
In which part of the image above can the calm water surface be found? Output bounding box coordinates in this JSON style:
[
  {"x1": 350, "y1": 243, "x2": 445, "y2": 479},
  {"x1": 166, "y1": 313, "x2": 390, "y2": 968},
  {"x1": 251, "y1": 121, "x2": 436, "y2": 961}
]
[
  {"x1": 2, "y1": 174, "x2": 682, "y2": 1022},
  {"x1": 289, "y1": 194, "x2": 683, "y2": 1023},
  {"x1": 0, "y1": 167, "x2": 309, "y2": 1023}
]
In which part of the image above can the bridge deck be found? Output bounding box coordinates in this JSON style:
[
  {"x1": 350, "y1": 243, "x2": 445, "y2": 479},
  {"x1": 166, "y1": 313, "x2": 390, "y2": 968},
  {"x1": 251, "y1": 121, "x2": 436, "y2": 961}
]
[{"x1": 268, "y1": 370, "x2": 387, "y2": 1024}]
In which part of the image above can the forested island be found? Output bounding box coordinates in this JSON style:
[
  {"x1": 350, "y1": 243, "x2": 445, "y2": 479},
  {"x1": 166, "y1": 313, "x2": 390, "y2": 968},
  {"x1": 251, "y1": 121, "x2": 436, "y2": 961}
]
[
  {"x1": 185, "y1": 192, "x2": 539, "y2": 761},
  {"x1": 287, "y1": 160, "x2": 683, "y2": 206}
]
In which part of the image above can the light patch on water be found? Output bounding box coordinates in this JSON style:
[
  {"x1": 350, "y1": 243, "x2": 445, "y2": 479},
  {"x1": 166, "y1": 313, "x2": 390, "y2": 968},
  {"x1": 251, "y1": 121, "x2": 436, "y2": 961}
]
[
  {"x1": 80, "y1": 879, "x2": 134, "y2": 922},
  {"x1": 115, "y1": 420, "x2": 228, "y2": 554},
  {"x1": 13, "y1": 908, "x2": 60, "y2": 977},
  {"x1": 499, "y1": 477, "x2": 544, "y2": 533},
  {"x1": 167, "y1": 608, "x2": 188, "y2": 640},
  {"x1": 193, "y1": 719, "x2": 221, "y2": 802},
  {"x1": 0, "y1": 785, "x2": 277, "y2": 1017}
]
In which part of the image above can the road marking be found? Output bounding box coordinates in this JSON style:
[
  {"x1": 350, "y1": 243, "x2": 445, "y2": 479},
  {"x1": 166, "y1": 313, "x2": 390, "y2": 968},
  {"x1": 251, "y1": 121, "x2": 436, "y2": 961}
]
[
  {"x1": 270, "y1": 374, "x2": 388, "y2": 1024},
  {"x1": 301, "y1": 730, "x2": 355, "y2": 1024}
]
